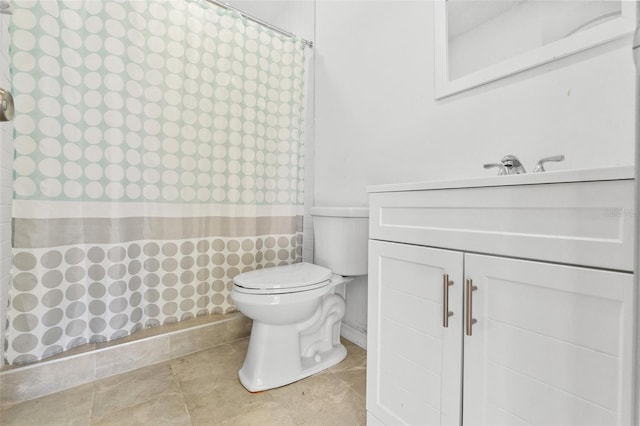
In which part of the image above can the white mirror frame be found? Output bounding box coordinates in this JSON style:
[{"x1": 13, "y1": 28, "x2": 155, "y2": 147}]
[{"x1": 434, "y1": 0, "x2": 638, "y2": 99}]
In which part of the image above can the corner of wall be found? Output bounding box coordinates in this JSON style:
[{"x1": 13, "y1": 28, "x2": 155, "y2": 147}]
[{"x1": 302, "y1": 26, "x2": 315, "y2": 264}]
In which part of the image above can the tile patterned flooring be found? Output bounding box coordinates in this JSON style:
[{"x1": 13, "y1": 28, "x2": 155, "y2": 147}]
[{"x1": 0, "y1": 338, "x2": 367, "y2": 426}]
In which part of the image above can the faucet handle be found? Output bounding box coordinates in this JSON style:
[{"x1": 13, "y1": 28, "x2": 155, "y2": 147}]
[
  {"x1": 534, "y1": 154, "x2": 565, "y2": 173},
  {"x1": 483, "y1": 162, "x2": 506, "y2": 175}
]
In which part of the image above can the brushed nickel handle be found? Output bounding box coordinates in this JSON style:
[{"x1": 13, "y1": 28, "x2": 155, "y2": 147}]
[
  {"x1": 465, "y1": 278, "x2": 478, "y2": 336},
  {"x1": 442, "y1": 274, "x2": 454, "y2": 328},
  {"x1": 533, "y1": 154, "x2": 565, "y2": 173},
  {"x1": 483, "y1": 162, "x2": 506, "y2": 175}
]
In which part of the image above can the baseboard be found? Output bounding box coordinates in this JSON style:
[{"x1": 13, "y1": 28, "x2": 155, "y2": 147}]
[{"x1": 340, "y1": 322, "x2": 367, "y2": 350}]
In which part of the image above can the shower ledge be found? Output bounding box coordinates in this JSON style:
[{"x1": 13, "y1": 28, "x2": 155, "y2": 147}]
[{"x1": 0, "y1": 312, "x2": 252, "y2": 409}]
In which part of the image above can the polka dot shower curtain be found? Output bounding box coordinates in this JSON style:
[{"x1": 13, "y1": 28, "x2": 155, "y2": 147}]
[{"x1": 6, "y1": 0, "x2": 309, "y2": 364}]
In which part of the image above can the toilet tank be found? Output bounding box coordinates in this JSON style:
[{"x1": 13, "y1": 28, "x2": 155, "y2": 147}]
[{"x1": 310, "y1": 206, "x2": 369, "y2": 276}]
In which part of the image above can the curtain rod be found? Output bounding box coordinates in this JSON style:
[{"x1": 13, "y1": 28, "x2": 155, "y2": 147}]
[{"x1": 204, "y1": 0, "x2": 314, "y2": 48}]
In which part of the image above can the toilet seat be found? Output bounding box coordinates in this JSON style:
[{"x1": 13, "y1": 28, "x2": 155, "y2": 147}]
[{"x1": 233, "y1": 262, "x2": 333, "y2": 295}]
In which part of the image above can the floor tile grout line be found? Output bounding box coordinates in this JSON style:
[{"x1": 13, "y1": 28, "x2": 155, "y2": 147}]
[
  {"x1": 328, "y1": 370, "x2": 367, "y2": 400},
  {"x1": 169, "y1": 358, "x2": 195, "y2": 426},
  {"x1": 89, "y1": 362, "x2": 184, "y2": 423},
  {"x1": 90, "y1": 390, "x2": 187, "y2": 423},
  {"x1": 87, "y1": 384, "x2": 96, "y2": 425},
  {"x1": 326, "y1": 371, "x2": 368, "y2": 426}
]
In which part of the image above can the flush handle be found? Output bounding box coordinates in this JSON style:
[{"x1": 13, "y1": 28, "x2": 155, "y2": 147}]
[
  {"x1": 442, "y1": 274, "x2": 454, "y2": 328},
  {"x1": 465, "y1": 279, "x2": 478, "y2": 336}
]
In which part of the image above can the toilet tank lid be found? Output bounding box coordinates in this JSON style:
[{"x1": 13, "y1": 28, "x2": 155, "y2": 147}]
[
  {"x1": 234, "y1": 262, "x2": 333, "y2": 291},
  {"x1": 310, "y1": 206, "x2": 369, "y2": 218}
]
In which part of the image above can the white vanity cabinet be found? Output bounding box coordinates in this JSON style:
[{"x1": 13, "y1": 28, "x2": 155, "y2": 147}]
[
  {"x1": 367, "y1": 241, "x2": 464, "y2": 425},
  {"x1": 366, "y1": 168, "x2": 635, "y2": 426},
  {"x1": 462, "y1": 254, "x2": 633, "y2": 426}
]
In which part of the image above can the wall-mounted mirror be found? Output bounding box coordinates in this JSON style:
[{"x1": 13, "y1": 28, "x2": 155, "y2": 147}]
[{"x1": 434, "y1": 0, "x2": 638, "y2": 99}]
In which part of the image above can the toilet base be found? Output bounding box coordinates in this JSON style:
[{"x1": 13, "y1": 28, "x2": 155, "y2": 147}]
[
  {"x1": 234, "y1": 278, "x2": 352, "y2": 392},
  {"x1": 238, "y1": 341, "x2": 347, "y2": 392}
]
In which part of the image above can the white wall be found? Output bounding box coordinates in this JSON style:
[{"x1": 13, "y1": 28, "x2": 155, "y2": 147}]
[
  {"x1": 0, "y1": 12, "x2": 13, "y2": 365},
  {"x1": 313, "y1": 0, "x2": 636, "y2": 347},
  {"x1": 314, "y1": 0, "x2": 636, "y2": 206}
]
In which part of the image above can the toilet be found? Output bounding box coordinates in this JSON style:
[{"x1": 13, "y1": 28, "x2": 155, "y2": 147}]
[{"x1": 231, "y1": 206, "x2": 369, "y2": 392}]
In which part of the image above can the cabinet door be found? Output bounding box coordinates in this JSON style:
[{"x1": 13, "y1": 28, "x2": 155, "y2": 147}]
[
  {"x1": 367, "y1": 240, "x2": 464, "y2": 425},
  {"x1": 463, "y1": 254, "x2": 634, "y2": 426}
]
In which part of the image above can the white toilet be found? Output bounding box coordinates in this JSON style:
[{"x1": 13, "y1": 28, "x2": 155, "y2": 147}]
[{"x1": 231, "y1": 206, "x2": 368, "y2": 392}]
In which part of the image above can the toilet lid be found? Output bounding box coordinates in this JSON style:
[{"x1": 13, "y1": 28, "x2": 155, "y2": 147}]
[{"x1": 233, "y1": 262, "x2": 332, "y2": 293}]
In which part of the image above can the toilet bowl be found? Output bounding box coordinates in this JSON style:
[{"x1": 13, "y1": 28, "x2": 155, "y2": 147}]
[{"x1": 231, "y1": 206, "x2": 368, "y2": 392}]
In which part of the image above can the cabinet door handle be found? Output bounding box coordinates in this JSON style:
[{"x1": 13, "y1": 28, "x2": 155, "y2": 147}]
[
  {"x1": 465, "y1": 278, "x2": 478, "y2": 336},
  {"x1": 442, "y1": 274, "x2": 454, "y2": 327}
]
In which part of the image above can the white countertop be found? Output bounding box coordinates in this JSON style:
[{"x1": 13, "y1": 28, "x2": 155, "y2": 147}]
[{"x1": 367, "y1": 166, "x2": 635, "y2": 193}]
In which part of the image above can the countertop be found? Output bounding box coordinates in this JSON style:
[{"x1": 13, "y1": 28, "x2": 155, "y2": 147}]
[{"x1": 367, "y1": 166, "x2": 635, "y2": 193}]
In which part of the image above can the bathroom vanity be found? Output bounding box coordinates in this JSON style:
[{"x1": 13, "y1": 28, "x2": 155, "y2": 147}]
[{"x1": 366, "y1": 167, "x2": 635, "y2": 425}]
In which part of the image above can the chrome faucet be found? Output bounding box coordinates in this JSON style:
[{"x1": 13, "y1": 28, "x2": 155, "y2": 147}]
[
  {"x1": 483, "y1": 155, "x2": 526, "y2": 175},
  {"x1": 484, "y1": 154, "x2": 565, "y2": 175},
  {"x1": 501, "y1": 155, "x2": 526, "y2": 174}
]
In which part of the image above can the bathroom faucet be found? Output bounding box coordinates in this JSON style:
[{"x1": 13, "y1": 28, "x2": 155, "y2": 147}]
[
  {"x1": 484, "y1": 154, "x2": 565, "y2": 175},
  {"x1": 500, "y1": 155, "x2": 526, "y2": 174},
  {"x1": 483, "y1": 155, "x2": 526, "y2": 175}
]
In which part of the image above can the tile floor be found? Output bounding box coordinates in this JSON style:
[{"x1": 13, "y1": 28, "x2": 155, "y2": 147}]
[{"x1": 0, "y1": 337, "x2": 367, "y2": 426}]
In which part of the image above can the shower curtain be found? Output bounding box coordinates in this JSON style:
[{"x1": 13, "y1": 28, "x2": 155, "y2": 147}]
[{"x1": 6, "y1": 0, "x2": 309, "y2": 365}]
